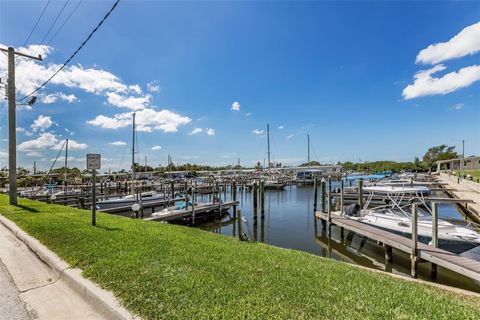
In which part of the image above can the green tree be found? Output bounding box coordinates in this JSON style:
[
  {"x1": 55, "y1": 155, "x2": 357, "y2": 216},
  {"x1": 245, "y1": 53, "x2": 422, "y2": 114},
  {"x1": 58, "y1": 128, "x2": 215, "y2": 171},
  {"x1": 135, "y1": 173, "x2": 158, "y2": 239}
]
[{"x1": 422, "y1": 145, "x2": 457, "y2": 170}]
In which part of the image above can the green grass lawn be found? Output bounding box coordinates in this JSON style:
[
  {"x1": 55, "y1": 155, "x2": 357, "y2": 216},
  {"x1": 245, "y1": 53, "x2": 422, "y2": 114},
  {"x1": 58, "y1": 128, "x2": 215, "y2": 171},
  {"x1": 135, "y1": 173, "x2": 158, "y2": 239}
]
[
  {"x1": 466, "y1": 170, "x2": 480, "y2": 182},
  {"x1": 1, "y1": 195, "x2": 479, "y2": 319}
]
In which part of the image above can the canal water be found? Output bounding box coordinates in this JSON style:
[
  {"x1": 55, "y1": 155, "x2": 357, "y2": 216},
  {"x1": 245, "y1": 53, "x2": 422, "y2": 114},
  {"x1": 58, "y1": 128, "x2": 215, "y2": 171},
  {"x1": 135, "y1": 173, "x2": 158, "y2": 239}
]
[{"x1": 195, "y1": 183, "x2": 480, "y2": 293}]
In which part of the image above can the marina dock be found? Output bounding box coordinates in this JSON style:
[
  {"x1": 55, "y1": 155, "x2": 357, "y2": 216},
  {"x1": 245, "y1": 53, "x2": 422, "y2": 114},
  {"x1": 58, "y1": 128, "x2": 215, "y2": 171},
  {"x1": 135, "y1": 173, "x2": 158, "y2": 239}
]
[
  {"x1": 315, "y1": 212, "x2": 480, "y2": 282},
  {"x1": 144, "y1": 201, "x2": 239, "y2": 222}
]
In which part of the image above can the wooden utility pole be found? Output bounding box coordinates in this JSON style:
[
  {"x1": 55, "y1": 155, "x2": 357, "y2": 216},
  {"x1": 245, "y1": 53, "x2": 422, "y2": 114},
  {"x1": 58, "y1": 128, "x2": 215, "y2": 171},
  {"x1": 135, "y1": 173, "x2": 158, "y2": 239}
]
[{"x1": 1, "y1": 47, "x2": 42, "y2": 205}]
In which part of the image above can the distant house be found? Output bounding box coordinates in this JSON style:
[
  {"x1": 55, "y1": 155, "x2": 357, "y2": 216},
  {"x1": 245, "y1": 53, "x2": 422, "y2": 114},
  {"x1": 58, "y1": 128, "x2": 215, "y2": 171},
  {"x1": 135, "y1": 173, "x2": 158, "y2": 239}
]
[{"x1": 436, "y1": 156, "x2": 480, "y2": 172}]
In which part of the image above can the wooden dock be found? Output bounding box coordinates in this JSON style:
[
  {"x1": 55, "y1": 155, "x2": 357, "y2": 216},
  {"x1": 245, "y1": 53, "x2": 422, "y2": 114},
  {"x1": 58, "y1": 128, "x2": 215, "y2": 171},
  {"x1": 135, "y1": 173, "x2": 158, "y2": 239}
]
[
  {"x1": 98, "y1": 198, "x2": 183, "y2": 214},
  {"x1": 145, "y1": 201, "x2": 239, "y2": 222},
  {"x1": 315, "y1": 212, "x2": 480, "y2": 282}
]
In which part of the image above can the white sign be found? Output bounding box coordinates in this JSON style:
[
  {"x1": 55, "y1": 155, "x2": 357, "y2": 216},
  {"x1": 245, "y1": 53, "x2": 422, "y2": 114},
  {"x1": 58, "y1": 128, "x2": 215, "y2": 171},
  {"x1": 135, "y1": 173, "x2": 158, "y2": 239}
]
[{"x1": 86, "y1": 154, "x2": 101, "y2": 170}]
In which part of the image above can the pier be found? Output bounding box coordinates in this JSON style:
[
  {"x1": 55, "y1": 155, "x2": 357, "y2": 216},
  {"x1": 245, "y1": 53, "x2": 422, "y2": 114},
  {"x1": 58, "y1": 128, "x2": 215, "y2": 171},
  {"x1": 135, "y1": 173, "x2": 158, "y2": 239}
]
[
  {"x1": 144, "y1": 201, "x2": 239, "y2": 222},
  {"x1": 315, "y1": 212, "x2": 480, "y2": 282}
]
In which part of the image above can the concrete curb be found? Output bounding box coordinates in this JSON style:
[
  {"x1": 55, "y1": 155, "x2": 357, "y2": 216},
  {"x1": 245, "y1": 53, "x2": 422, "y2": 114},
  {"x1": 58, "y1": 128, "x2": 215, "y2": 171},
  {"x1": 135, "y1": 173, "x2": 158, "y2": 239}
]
[{"x1": 0, "y1": 215, "x2": 138, "y2": 320}]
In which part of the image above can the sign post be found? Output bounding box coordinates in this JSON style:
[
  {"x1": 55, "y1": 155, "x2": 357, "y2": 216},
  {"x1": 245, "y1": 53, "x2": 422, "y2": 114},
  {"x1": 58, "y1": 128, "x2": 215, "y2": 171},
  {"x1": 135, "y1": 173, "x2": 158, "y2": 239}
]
[{"x1": 86, "y1": 154, "x2": 101, "y2": 226}]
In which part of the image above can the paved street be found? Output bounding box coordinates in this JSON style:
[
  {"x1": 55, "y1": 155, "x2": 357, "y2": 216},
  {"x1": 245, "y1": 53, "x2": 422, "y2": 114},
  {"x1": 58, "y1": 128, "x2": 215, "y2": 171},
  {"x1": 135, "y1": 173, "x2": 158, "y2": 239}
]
[{"x1": 0, "y1": 260, "x2": 31, "y2": 320}]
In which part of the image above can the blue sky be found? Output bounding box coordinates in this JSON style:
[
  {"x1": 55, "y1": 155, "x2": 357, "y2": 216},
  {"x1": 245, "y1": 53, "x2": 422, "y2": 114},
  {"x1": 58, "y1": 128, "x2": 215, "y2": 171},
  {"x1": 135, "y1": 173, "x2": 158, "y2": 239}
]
[{"x1": 0, "y1": 1, "x2": 479, "y2": 171}]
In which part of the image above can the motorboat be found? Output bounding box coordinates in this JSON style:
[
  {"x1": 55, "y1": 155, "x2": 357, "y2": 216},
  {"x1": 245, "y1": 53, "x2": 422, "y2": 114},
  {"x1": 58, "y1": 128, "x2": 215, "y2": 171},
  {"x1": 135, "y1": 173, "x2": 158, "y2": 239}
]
[
  {"x1": 96, "y1": 191, "x2": 166, "y2": 210},
  {"x1": 332, "y1": 186, "x2": 480, "y2": 253}
]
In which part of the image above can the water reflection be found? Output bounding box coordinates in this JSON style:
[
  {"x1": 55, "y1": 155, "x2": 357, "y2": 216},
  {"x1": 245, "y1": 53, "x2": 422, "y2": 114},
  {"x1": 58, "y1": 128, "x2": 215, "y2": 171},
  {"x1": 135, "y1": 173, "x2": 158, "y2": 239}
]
[{"x1": 197, "y1": 184, "x2": 480, "y2": 292}]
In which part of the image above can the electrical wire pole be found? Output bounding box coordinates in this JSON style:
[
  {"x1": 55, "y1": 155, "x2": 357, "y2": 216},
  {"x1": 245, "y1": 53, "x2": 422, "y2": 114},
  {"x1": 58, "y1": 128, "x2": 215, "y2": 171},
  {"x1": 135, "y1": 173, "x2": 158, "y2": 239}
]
[{"x1": 1, "y1": 47, "x2": 42, "y2": 205}]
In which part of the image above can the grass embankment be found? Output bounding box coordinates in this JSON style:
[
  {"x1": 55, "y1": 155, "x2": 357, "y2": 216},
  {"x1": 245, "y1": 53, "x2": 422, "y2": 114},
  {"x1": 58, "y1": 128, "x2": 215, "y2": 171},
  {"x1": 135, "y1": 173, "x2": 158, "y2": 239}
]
[
  {"x1": 1, "y1": 195, "x2": 479, "y2": 319},
  {"x1": 466, "y1": 170, "x2": 480, "y2": 182}
]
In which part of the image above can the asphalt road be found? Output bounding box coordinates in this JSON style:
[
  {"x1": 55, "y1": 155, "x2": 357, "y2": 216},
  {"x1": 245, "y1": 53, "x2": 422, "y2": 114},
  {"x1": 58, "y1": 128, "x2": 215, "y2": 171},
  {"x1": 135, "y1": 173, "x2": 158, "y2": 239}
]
[{"x1": 0, "y1": 260, "x2": 31, "y2": 320}]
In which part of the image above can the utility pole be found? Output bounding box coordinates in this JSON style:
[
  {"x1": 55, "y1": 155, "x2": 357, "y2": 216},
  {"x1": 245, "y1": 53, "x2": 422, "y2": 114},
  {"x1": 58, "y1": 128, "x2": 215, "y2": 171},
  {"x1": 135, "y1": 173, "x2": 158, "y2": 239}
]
[
  {"x1": 461, "y1": 140, "x2": 465, "y2": 176},
  {"x1": 267, "y1": 124, "x2": 271, "y2": 169},
  {"x1": 33, "y1": 161, "x2": 36, "y2": 175},
  {"x1": 64, "y1": 139, "x2": 69, "y2": 195},
  {"x1": 1, "y1": 46, "x2": 42, "y2": 205},
  {"x1": 131, "y1": 112, "x2": 136, "y2": 175},
  {"x1": 145, "y1": 155, "x2": 147, "y2": 168}
]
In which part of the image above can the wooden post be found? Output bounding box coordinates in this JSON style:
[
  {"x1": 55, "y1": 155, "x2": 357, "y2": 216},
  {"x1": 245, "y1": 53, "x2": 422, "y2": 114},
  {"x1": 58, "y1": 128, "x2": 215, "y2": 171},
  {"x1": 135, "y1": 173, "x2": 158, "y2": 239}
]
[
  {"x1": 313, "y1": 177, "x2": 318, "y2": 212},
  {"x1": 328, "y1": 175, "x2": 332, "y2": 210},
  {"x1": 431, "y1": 202, "x2": 438, "y2": 278},
  {"x1": 170, "y1": 181, "x2": 174, "y2": 200},
  {"x1": 411, "y1": 203, "x2": 418, "y2": 278},
  {"x1": 253, "y1": 182, "x2": 258, "y2": 223},
  {"x1": 327, "y1": 190, "x2": 332, "y2": 236},
  {"x1": 321, "y1": 178, "x2": 326, "y2": 213},
  {"x1": 237, "y1": 209, "x2": 243, "y2": 241},
  {"x1": 232, "y1": 181, "x2": 237, "y2": 218},
  {"x1": 358, "y1": 179, "x2": 364, "y2": 209},
  {"x1": 340, "y1": 179, "x2": 344, "y2": 214},
  {"x1": 260, "y1": 181, "x2": 265, "y2": 218},
  {"x1": 224, "y1": 180, "x2": 227, "y2": 202},
  {"x1": 431, "y1": 202, "x2": 438, "y2": 248},
  {"x1": 384, "y1": 244, "x2": 393, "y2": 263}
]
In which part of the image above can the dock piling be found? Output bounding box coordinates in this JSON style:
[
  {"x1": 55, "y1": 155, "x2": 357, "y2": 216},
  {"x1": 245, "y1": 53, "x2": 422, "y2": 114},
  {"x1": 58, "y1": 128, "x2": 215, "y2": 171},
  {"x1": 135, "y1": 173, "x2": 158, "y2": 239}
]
[
  {"x1": 411, "y1": 203, "x2": 418, "y2": 278},
  {"x1": 253, "y1": 182, "x2": 258, "y2": 223},
  {"x1": 232, "y1": 181, "x2": 237, "y2": 218},
  {"x1": 358, "y1": 179, "x2": 364, "y2": 209},
  {"x1": 313, "y1": 177, "x2": 318, "y2": 212},
  {"x1": 431, "y1": 202, "x2": 438, "y2": 278},
  {"x1": 260, "y1": 181, "x2": 265, "y2": 218}
]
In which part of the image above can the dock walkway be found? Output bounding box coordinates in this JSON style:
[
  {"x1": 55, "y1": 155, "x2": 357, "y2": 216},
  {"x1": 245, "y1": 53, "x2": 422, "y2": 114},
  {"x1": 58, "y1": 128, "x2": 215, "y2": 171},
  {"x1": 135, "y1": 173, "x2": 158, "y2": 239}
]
[
  {"x1": 145, "y1": 201, "x2": 239, "y2": 222},
  {"x1": 315, "y1": 212, "x2": 480, "y2": 282},
  {"x1": 437, "y1": 173, "x2": 480, "y2": 219}
]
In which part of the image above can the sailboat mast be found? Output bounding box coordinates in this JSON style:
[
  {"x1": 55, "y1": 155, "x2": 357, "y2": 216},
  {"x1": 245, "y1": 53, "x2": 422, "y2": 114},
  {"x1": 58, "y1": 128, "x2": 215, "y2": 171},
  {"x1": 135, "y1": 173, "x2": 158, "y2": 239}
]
[
  {"x1": 307, "y1": 134, "x2": 310, "y2": 165},
  {"x1": 267, "y1": 124, "x2": 271, "y2": 169},
  {"x1": 131, "y1": 113, "x2": 136, "y2": 176}
]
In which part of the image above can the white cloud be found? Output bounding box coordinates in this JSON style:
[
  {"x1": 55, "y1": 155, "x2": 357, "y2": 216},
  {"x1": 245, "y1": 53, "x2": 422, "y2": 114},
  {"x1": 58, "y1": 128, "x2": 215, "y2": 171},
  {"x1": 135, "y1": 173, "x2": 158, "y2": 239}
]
[
  {"x1": 88, "y1": 108, "x2": 191, "y2": 133},
  {"x1": 416, "y1": 22, "x2": 480, "y2": 65},
  {"x1": 31, "y1": 115, "x2": 53, "y2": 132},
  {"x1": 16, "y1": 127, "x2": 25, "y2": 132},
  {"x1": 64, "y1": 128, "x2": 75, "y2": 136},
  {"x1": 41, "y1": 92, "x2": 77, "y2": 104},
  {"x1": 18, "y1": 132, "x2": 57, "y2": 152},
  {"x1": 278, "y1": 125, "x2": 284, "y2": 130},
  {"x1": 245, "y1": 112, "x2": 251, "y2": 117},
  {"x1": 151, "y1": 145, "x2": 162, "y2": 151},
  {"x1": 402, "y1": 64, "x2": 480, "y2": 99},
  {"x1": 451, "y1": 103, "x2": 464, "y2": 110},
  {"x1": 106, "y1": 92, "x2": 150, "y2": 110},
  {"x1": 206, "y1": 128, "x2": 215, "y2": 136},
  {"x1": 190, "y1": 127, "x2": 215, "y2": 136},
  {"x1": 109, "y1": 141, "x2": 127, "y2": 146},
  {"x1": 18, "y1": 132, "x2": 87, "y2": 154},
  {"x1": 286, "y1": 134, "x2": 294, "y2": 140},
  {"x1": 52, "y1": 139, "x2": 87, "y2": 150},
  {"x1": 252, "y1": 129, "x2": 264, "y2": 135},
  {"x1": 147, "y1": 81, "x2": 161, "y2": 93},
  {"x1": 190, "y1": 127, "x2": 203, "y2": 135},
  {"x1": 231, "y1": 101, "x2": 240, "y2": 111},
  {"x1": 88, "y1": 115, "x2": 129, "y2": 129},
  {"x1": 0, "y1": 44, "x2": 155, "y2": 116}
]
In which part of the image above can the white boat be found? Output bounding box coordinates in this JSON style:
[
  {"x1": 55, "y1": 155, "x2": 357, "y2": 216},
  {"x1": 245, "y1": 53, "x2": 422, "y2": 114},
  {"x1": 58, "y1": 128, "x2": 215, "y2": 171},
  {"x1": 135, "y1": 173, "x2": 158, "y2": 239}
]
[
  {"x1": 96, "y1": 191, "x2": 166, "y2": 210},
  {"x1": 333, "y1": 186, "x2": 480, "y2": 253},
  {"x1": 264, "y1": 180, "x2": 286, "y2": 190}
]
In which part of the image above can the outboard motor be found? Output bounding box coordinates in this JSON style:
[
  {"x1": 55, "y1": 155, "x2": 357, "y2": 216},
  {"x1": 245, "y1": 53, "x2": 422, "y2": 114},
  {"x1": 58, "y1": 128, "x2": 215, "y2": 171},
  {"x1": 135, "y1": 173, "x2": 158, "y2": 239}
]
[{"x1": 345, "y1": 203, "x2": 360, "y2": 217}]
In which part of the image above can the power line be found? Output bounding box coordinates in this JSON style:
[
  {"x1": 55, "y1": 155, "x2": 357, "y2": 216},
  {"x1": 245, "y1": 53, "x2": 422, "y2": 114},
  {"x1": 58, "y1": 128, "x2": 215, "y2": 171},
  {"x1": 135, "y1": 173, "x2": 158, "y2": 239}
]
[
  {"x1": 17, "y1": 0, "x2": 121, "y2": 102},
  {"x1": 39, "y1": 0, "x2": 70, "y2": 45},
  {"x1": 22, "y1": 0, "x2": 52, "y2": 47},
  {"x1": 46, "y1": 1, "x2": 83, "y2": 46}
]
